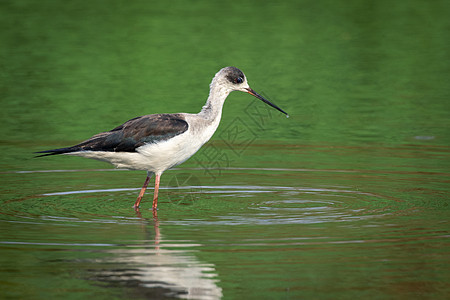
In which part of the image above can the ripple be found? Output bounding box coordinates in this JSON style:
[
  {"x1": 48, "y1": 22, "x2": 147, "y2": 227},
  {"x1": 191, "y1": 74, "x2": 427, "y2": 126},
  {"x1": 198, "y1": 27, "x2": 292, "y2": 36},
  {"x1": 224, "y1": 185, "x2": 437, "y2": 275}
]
[{"x1": 1, "y1": 168, "x2": 407, "y2": 228}]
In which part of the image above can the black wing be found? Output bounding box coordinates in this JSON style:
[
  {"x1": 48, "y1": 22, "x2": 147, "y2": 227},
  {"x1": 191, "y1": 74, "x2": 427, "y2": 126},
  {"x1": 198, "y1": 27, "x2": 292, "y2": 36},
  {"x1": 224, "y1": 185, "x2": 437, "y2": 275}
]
[{"x1": 35, "y1": 113, "x2": 189, "y2": 157}]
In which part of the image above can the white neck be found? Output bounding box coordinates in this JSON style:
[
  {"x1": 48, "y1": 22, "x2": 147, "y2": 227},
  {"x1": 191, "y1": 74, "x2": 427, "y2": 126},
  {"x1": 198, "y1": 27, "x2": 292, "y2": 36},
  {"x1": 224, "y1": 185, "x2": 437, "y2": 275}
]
[{"x1": 197, "y1": 79, "x2": 231, "y2": 122}]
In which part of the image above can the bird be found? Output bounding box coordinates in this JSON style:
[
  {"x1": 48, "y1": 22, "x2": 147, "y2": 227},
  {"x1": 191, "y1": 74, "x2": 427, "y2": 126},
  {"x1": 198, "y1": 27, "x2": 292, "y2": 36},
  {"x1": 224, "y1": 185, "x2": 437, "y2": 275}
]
[{"x1": 36, "y1": 66, "x2": 288, "y2": 211}]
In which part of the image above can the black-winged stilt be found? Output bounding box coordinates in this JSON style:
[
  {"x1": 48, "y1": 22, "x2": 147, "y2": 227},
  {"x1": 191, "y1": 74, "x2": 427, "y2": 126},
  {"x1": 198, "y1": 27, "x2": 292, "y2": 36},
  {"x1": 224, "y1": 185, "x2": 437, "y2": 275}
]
[{"x1": 36, "y1": 67, "x2": 288, "y2": 211}]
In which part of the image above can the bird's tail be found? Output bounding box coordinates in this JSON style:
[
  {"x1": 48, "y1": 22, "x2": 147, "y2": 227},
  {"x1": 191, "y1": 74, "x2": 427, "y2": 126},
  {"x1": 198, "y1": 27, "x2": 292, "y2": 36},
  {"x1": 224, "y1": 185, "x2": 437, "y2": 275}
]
[{"x1": 34, "y1": 146, "x2": 81, "y2": 157}]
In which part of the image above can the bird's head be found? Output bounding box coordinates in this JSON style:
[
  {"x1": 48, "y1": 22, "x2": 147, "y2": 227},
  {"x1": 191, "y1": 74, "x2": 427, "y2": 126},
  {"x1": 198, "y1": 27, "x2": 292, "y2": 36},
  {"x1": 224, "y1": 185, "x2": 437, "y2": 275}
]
[{"x1": 212, "y1": 66, "x2": 289, "y2": 117}]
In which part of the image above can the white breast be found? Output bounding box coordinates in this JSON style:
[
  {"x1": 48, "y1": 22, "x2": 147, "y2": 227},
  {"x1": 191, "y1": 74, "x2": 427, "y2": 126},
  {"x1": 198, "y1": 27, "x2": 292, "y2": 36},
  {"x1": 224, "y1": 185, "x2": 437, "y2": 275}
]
[{"x1": 136, "y1": 113, "x2": 221, "y2": 173}]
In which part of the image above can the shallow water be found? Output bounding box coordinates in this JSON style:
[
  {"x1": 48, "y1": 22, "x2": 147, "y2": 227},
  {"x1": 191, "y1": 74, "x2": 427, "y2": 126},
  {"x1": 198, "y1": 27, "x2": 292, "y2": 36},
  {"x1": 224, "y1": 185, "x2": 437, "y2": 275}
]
[
  {"x1": 2, "y1": 150, "x2": 449, "y2": 299},
  {"x1": 1, "y1": 0, "x2": 449, "y2": 299}
]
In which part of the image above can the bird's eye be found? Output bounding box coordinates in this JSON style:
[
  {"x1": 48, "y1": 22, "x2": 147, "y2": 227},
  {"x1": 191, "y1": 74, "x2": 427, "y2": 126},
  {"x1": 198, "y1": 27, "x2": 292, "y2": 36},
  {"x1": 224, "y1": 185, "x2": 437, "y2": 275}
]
[{"x1": 235, "y1": 77, "x2": 243, "y2": 84}]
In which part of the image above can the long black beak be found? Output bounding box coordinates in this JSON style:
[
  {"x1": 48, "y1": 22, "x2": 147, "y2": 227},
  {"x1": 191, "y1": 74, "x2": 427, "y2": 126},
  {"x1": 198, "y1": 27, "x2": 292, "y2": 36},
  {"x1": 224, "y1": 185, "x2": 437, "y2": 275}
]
[{"x1": 246, "y1": 88, "x2": 289, "y2": 117}]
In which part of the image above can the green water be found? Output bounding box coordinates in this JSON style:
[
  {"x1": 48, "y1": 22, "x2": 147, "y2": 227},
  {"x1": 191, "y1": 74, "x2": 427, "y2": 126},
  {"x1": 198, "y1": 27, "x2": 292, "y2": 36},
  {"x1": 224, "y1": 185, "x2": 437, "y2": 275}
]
[{"x1": 1, "y1": 0, "x2": 449, "y2": 299}]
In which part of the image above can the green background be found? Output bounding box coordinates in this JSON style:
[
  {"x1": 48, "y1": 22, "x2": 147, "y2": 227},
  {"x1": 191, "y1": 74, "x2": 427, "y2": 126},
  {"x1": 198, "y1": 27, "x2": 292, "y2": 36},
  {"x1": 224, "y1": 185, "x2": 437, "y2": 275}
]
[{"x1": 1, "y1": 0, "x2": 449, "y2": 299}]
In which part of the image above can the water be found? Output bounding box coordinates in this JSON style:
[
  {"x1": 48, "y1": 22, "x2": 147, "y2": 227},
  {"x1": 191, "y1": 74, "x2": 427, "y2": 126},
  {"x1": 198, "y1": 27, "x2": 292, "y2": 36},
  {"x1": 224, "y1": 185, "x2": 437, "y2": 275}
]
[{"x1": 1, "y1": 0, "x2": 449, "y2": 299}]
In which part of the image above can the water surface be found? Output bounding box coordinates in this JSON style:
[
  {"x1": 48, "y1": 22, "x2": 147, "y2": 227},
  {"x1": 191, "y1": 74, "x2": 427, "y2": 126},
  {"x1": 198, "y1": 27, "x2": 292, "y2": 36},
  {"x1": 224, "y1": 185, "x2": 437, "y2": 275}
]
[{"x1": 1, "y1": 0, "x2": 449, "y2": 299}]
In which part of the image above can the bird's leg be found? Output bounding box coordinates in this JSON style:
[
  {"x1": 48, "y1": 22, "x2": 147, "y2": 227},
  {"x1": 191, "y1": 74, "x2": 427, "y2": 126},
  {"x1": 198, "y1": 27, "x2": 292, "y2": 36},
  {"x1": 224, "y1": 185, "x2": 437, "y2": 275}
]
[
  {"x1": 134, "y1": 172, "x2": 152, "y2": 209},
  {"x1": 152, "y1": 173, "x2": 161, "y2": 211}
]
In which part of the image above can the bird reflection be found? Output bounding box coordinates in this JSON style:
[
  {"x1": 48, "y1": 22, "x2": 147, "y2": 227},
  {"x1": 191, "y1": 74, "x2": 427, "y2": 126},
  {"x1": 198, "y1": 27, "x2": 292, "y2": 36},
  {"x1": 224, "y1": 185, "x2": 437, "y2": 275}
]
[
  {"x1": 135, "y1": 207, "x2": 160, "y2": 250},
  {"x1": 90, "y1": 207, "x2": 222, "y2": 299}
]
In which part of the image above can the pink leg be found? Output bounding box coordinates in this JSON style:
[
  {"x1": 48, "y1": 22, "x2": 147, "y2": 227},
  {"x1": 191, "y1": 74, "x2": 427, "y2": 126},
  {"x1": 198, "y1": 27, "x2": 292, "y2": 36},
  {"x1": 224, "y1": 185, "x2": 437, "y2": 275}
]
[
  {"x1": 134, "y1": 173, "x2": 152, "y2": 209},
  {"x1": 152, "y1": 173, "x2": 161, "y2": 211}
]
